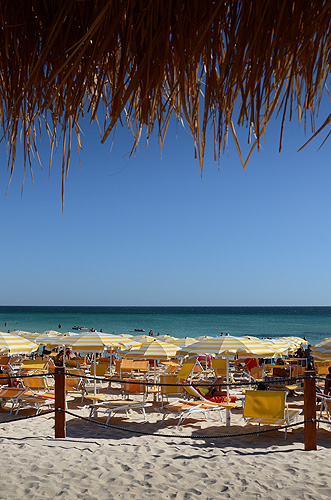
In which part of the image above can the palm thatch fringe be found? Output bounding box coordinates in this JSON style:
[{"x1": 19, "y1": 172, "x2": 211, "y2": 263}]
[{"x1": 0, "y1": 0, "x2": 330, "y2": 205}]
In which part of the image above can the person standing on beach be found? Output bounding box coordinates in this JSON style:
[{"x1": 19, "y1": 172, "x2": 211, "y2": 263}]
[{"x1": 324, "y1": 367, "x2": 331, "y2": 396}]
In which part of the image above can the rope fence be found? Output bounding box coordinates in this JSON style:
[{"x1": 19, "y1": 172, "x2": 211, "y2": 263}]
[
  {"x1": 0, "y1": 367, "x2": 329, "y2": 449},
  {"x1": 61, "y1": 408, "x2": 312, "y2": 440}
]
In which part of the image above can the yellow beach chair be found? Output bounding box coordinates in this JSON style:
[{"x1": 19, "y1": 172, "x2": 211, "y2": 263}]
[
  {"x1": 243, "y1": 390, "x2": 302, "y2": 439},
  {"x1": 176, "y1": 360, "x2": 202, "y2": 383},
  {"x1": 65, "y1": 368, "x2": 87, "y2": 401},
  {"x1": 0, "y1": 387, "x2": 29, "y2": 414},
  {"x1": 90, "y1": 362, "x2": 107, "y2": 377},
  {"x1": 21, "y1": 373, "x2": 54, "y2": 392},
  {"x1": 17, "y1": 373, "x2": 74, "y2": 414},
  {"x1": 211, "y1": 358, "x2": 227, "y2": 377},
  {"x1": 18, "y1": 359, "x2": 50, "y2": 374},
  {"x1": 159, "y1": 374, "x2": 184, "y2": 406},
  {"x1": 121, "y1": 378, "x2": 148, "y2": 401}
]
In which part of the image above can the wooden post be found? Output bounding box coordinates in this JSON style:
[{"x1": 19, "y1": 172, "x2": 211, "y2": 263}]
[
  {"x1": 304, "y1": 370, "x2": 316, "y2": 451},
  {"x1": 55, "y1": 366, "x2": 66, "y2": 438}
]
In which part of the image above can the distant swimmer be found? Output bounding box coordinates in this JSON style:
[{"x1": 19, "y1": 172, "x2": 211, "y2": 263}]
[{"x1": 4, "y1": 322, "x2": 7, "y2": 327}]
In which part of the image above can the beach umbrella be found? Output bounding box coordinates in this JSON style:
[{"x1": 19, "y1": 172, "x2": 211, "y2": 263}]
[
  {"x1": 66, "y1": 332, "x2": 135, "y2": 351},
  {"x1": 180, "y1": 336, "x2": 279, "y2": 358},
  {"x1": 312, "y1": 338, "x2": 331, "y2": 360},
  {"x1": 155, "y1": 335, "x2": 176, "y2": 341},
  {"x1": 42, "y1": 330, "x2": 62, "y2": 336},
  {"x1": 0, "y1": 331, "x2": 38, "y2": 354},
  {"x1": 260, "y1": 337, "x2": 306, "y2": 356},
  {"x1": 122, "y1": 339, "x2": 180, "y2": 383},
  {"x1": 66, "y1": 332, "x2": 139, "y2": 393},
  {"x1": 60, "y1": 331, "x2": 81, "y2": 337},
  {"x1": 132, "y1": 335, "x2": 155, "y2": 342},
  {"x1": 166, "y1": 337, "x2": 198, "y2": 348},
  {"x1": 28, "y1": 331, "x2": 68, "y2": 347},
  {"x1": 9, "y1": 330, "x2": 35, "y2": 338},
  {"x1": 123, "y1": 339, "x2": 179, "y2": 359}
]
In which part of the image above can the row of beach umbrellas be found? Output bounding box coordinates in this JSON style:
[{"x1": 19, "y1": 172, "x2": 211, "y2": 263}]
[{"x1": 1, "y1": 329, "x2": 331, "y2": 362}]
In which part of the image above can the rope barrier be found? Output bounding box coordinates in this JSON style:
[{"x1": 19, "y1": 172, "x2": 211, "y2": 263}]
[
  {"x1": 0, "y1": 409, "x2": 56, "y2": 424},
  {"x1": 63, "y1": 372, "x2": 313, "y2": 388},
  {"x1": 60, "y1": 408, "x2": 312, "y2": 440},
  {"x1": 0, "y1": 370, "x2": 321, "y2": 389},
  {"x1": 0, "y1": 372, "x2": 55, "y2": 380}
]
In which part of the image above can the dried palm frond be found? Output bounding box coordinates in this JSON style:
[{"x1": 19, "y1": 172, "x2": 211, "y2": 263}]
[{"x1": 0, "y1": 0, "x2": 330, "y2": 207}]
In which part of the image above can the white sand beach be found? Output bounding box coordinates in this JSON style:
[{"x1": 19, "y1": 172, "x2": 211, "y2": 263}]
[{"x1": 0, "y1": 395, "x2": 330, "y2": 500}]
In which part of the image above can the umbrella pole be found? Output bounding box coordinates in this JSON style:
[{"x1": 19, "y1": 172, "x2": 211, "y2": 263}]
[
  {"x1": 226, "y1": 354, "x2": 230, "y2": 427},
  {"x1": 94, "y1": 354, "x2": 97, "y2": 394}
]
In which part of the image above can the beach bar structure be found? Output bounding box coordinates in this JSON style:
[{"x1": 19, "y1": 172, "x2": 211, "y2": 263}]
[{"x1": 0, "y1": 1, "x2": 330, "y2": 207}]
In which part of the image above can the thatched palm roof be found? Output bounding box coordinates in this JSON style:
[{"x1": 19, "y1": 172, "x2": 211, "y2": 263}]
[{"x1": 1, "y1": 1, "x2": 330, "y2": 204}]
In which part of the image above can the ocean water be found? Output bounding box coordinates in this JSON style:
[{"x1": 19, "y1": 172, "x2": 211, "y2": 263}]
[{"x1": 0, "y1": 306, "x2": 330, "y2": 345}]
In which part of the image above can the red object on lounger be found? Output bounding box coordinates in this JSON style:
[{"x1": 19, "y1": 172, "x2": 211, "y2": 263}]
[
  {"x1": 245, "y1": 358, "x2": 258, "y2": 371},
  {"x1": 206, "y1": 395, "x2": 237, "y2": 403}
]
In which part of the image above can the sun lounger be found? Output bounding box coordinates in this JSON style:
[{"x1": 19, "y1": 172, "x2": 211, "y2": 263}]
[
  {"x1": 14, "y1": 394, "x2": 55, "y2": 415},
  {"x1": 18, "y1": 373, "x2": 74, "y2": 413},
  {"x1": 15, "y1": 392, "x2": 74, "y2": 415},
  {"x1": 18, "y1": 359, "x2": 52, "y2": 374},
  {"x1": 176, "y1": 360, "x2": 202, "y2": 383},
  {"x1": 211, "y1": 358, "x2": 227, "y2": 377},
  {"x1": 121, "y1": 378, "x2": 148, "y2": 400},
  {"x1": 317, "y1": 395, "x2": 331, "y2": 431},
  {"x1": 0, "y1": 387, "x2": 29, "y2": 414},
  {"x1": 90, "y1": 362, "x2": 108, "y2": 377},
  {"x1": 21, "y1": 373, "x2": 54, "y2": 391},
  {"x1": 243, "y1": 389, "x2": 302, "y2": 439},
  {"x1": 0, "y1": 356, "x2": 11, "y2": 367},
  {"x1": 88, "y1": 400, "x2": 153, "y2": 426},
  {"x1": 159, "y1": 374, "x2": 184, "y2": 406},
  {"x1": 161, "y1": 399, "x2": 224, "y2": 427},
  {"x1": 65, "y1": 369, "x2": 87, "y2": 401}
]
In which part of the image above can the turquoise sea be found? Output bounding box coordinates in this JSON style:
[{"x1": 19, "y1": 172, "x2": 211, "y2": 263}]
[{"x1": 0, "y1": 306, "x2": 330, "y2": 345}]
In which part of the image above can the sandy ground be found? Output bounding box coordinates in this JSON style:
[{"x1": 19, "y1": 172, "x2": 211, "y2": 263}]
[{"x1": 0, "y1": 386, "x2": 330, "y2": 500}]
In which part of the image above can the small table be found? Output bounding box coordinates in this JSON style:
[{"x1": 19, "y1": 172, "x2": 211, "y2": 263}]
[
  {"x1": 85, "y1": 393, "x2": 108, "y2": 403},
  {"x1": 148, "y1": 387, "x2": 159, "y2": 402},
  {"x1": 218, "y1": 402, "x2": 239, "y2": 410}
]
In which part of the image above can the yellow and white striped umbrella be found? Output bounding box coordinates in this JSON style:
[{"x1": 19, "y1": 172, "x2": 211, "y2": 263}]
[
  {"x1": 155, "y1": 335, "x2": 176, "y2": 341},
  {"x1": 16, "y1": 331, "x2": 41, "y2": 341},
  {"x1": 23, "y1": 331, "x2": 67, "y2": 346},
  {"x1": 0, "y1": 331, "x2": 39, "y2": 354},
  {"x1": 22, "y1": 331, "x2": 62, "y2": 345},
  {"x1": 312, "y1": 338, "x2": 331, "y2": 360},
  {"x1": 123, "y1": 339, "x2": 179, "y2": 359},
  {"x1": 9, "y1": 330, "x2": 36, "y2": 339},
  {"x1": 166, "y1": 337, "x2": 198, "y2": 348},
  {"x1": 179, "y1": 336, "x2": 280, "y2": 358},
  {"x1": 60, "y1": 331, "x2": 81, "y2": 338},
  {"x1": 261, "y1": 337, "x2": 307, "y2": 355},
  {"x1": 66, "y1": 332, "x2": 139, "y2": 352},
  {"x1": 42, "y1": 330, "x2": 62, "y2": 336},
  {"x1": 132, "y1": 335, "x2": 155, "y2": 343}
]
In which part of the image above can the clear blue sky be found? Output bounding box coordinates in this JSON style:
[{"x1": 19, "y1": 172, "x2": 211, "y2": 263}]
[{"x1": 0, "y1": 106, "x2": 330, "y2": 306}]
